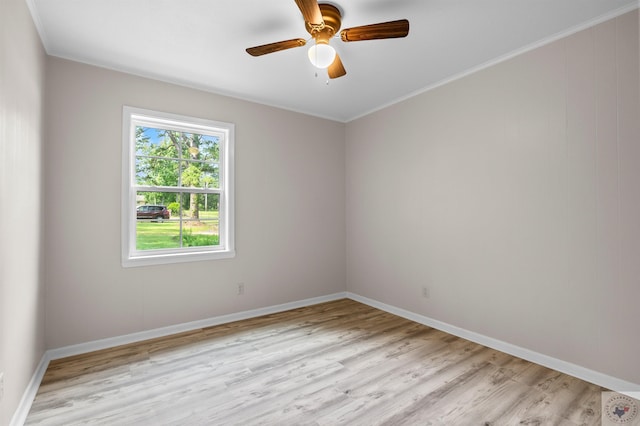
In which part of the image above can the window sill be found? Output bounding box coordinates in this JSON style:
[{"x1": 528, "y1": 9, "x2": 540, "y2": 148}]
[{"x1": 122, "y1": 249, "x2": 236, "y2": 267}]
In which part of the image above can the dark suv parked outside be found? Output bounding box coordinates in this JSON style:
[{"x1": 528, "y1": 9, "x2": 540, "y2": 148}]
[{"x1": 136, "y1": 205, "x2": 170, "y2": 221}]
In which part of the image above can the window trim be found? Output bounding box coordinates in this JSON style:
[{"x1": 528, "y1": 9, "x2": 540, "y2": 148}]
[{"x1": 121, "y1": 106, "x2": 235, "y2": 267}]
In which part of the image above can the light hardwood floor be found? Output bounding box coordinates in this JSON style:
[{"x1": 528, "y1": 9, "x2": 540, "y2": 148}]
[{"x1": 25, "y1": 299, "x2": 605, "y2": 425}]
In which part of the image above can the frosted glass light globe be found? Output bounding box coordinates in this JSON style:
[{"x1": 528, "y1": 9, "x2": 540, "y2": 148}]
[{"x1": 308, "y1": 43, "x2": 336, "y2": 69}]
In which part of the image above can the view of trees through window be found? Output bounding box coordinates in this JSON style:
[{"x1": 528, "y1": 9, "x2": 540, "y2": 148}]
[{"x1": 134, "y1": 125, "x2": 222, "y2": 250}]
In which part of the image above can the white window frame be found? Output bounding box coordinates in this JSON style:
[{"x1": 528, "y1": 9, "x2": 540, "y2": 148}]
[{"x1": 121, "y1": 106, "x2": 235, "y2": 267}]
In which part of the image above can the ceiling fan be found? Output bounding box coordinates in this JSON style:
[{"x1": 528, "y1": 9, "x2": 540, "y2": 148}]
[{"x1": 246, "y1": 0, "x2": 410, "y2": 79}]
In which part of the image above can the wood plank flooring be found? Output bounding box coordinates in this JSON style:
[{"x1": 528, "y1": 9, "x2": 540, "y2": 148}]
[{"x1": 25, "y1": 299, "x2": 606, "y2": 425}]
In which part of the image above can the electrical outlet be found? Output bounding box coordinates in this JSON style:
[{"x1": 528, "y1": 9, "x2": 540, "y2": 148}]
[
  {"x1": 0, "y1": 372, "x2": 4, "y2": 402},
  {"x1": 421, "y1": 286, "x2": 430, "y2": 299},
  {"x1": 237, "y1": 282, "x2": 245, "y2": 295}
]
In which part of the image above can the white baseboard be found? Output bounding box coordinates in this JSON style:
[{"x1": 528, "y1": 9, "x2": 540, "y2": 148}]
[
  {"x1": 48, "y1": 292, "x2": 348, "y2": 360},
  {"x1": 346, "y1": 292, "x2": 640, "y2": 399},
  {"x1": 9, "y1": 353, "x2": 51, "y2": 426},
  {"x1": 11, "y1": 290, "x2": 639, "y2": 425}
]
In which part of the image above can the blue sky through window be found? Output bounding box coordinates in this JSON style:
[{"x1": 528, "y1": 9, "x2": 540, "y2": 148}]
[{"x1": 138, "y1": 127, "x2": 219, "y2": 152}]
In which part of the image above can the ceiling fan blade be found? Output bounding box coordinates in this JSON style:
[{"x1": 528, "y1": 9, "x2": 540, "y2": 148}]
[
  {"x1": 327, "y1": 53, "x2": 346, "y2": 79},
  {"x1": 294, "y1": 0, "x2": 324, "y2": 27},
  {"x1": 340, "y1": 19, "x2": 409, "y2": 42},
  {"x1": 246, "y1": 38, "x2": 307, "y2": 57}
]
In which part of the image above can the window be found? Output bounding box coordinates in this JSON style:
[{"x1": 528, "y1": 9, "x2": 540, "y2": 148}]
[{"x1": 122, "y1": 106, "x2": 235, "y2": 266}]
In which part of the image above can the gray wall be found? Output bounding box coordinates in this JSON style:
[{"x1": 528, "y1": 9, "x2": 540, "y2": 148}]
[
  {"x1": 0, "y1": 0, "x2": 47, "y2": 423},
  {"x1": 44, "y1": 58, "x2": 346, "y2": 348},
  {"x1": 346, "y1": 10, "x2": 639, "y2": 384}
]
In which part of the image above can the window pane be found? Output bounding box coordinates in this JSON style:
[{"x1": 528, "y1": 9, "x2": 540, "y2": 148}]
[
  {"x1": 136, "y1": 191, "x2": 180, "y2": 209},
  {"x1": 179, "y1": 192, "x2": 216, "y2": 220},
  {"x1": 136, "y1": 157, "x2": 179, "y2": 186},
  {"x1": 198, "y1": 135, "x2": 220, "y2": 162},
  {"x1": 136, "y1": 127, "x2": 178, "y2": 159},
  {"x1": 202, "y1": 163, "x2": 220, "y2": 189},
  {"x1": 179, "y1": 132, "x2": 199, "y2": 159},
  {"x1": 136, "y1": 192, "x2": 180, "y2": 250},
  {"x1": 181, "y1": 161, "x2": 201, "y2": 188},
  {"x1": 182, "y1": 163, "x2": 219, "y2": 189},
  {"x1": 182, "y1": 193, "x2": 220, "y2": 247},
  {"x1": 182, "y1": 219, "x2": 219, "y2": 247},
  {"x1": 200, "y1": 193, "x2": 220, "y2": 219},
  {"x1": 136, "y1": 220, "x2": 181, "y2": 250},
  {"x1": 177, "y1": 133, "x2": 219, "y2": 161}
]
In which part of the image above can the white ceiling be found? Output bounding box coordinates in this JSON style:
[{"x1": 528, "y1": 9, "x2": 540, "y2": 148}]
[{"x1": 28, "y1": 0, "x2": 638, "y2": 122}]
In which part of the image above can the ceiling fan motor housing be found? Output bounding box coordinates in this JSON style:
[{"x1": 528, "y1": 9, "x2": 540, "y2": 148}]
[{"x1": 306, "y1": 3, "x2": 342, "y2": 44}]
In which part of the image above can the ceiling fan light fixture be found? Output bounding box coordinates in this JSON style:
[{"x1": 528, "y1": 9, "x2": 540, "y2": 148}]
[
  {"x1": 246, "y1": 1, "x2": 409, "y2": 80},
  {"x1": 307, "y1": 42, "x2": 336, "y2": 69}
]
